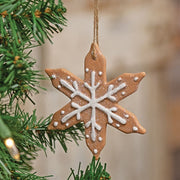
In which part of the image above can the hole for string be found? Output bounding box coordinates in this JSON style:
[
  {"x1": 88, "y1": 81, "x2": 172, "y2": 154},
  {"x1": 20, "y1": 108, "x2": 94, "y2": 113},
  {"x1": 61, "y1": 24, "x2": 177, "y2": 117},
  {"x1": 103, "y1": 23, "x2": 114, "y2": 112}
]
[{"x1": 91, "y1": 44, "x2": 97, "y2": 60}]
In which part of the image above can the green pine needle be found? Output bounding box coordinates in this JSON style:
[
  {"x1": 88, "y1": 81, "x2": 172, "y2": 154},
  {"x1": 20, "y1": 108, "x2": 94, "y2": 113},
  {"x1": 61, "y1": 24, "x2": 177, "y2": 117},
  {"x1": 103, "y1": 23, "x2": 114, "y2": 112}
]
[
  {"x1": 0, "y1": 0, "x2": 66, "y2": 46},
  {"x1": 0, "y1": 0, "x2": 85, "y2": 179},
  {"x1": 67, "y1": 157, "x2": 111, "y2": 180},
  {"x1": 0, "y1": 47, "x2": 43, "y2": 105},
  {"x1": 0, "y1": 104, "x2": 84, "y2": 179}
]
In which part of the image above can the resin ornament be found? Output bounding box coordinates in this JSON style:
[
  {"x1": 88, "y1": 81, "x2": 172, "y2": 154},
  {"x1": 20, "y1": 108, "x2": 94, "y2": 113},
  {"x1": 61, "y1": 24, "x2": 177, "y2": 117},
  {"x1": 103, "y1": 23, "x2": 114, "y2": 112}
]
[{"x1": 46, "y1": 43, "x2": 146, "y2": 159}]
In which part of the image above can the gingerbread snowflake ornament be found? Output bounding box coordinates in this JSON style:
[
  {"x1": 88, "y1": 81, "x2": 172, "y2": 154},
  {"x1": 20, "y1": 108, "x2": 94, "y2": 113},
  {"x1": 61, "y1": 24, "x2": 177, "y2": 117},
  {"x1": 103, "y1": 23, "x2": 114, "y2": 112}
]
[{"x1": 46, "y1": 43, "x2": 146, "y2": 159}]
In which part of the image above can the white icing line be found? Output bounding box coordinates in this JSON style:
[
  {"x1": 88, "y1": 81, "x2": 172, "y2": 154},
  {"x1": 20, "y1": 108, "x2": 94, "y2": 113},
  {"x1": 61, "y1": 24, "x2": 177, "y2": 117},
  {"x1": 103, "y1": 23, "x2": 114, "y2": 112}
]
[
  {"x1": 61, "y1": 103, "x2": 90, "y2": 123},
  {"x1": 85, "y1": 106, "x2": 101, "y2": 142},
  {"x1": 71, "y1": 102, "x2": 81, "y2": 120},
  {"x1": 76, "y1": 113, "x2": 81, "y2": 120},
  {"x1": 96, "y1": 103, "x2": 127, "y2": 124},
  {"x1": 110, "y1": 107, "x2": 117, "y2": 112},
  {"x1": 84, "y1": 71, "x2": 103, "y2": 141},
  {"x1": 53, "y1": 122, "x2": 58, "y2": 127},
  {"x1": 85, "y1": 121, "x2": 90, "y2": 128},
  {"x1": 71, "y1": 102, "x2": 80, "y2": 109},
  {"x1": 60, "y1": 79, "x2": 90, "y2": 101},
  {"x1": 133, "y1": 126, "x2": 138, "y2": 131},
  {"x1": 96, "y1": 82, "x2": 126, "y2": 102},
  {"x1": 72, "y1": 81, "x2": 78, "y2": 89},
  {"x1": 71, "y1": 90, "x2": 90, "y2": 102},
  {"x1": 134, "y1": 77, "x2": 139, "y2": 82},
  {"x1": 60, "y1": 79, "x2": 75, "y2": 92},
  {"x1": 108, "y1": 118, "x2": 113, "y2": 124}
]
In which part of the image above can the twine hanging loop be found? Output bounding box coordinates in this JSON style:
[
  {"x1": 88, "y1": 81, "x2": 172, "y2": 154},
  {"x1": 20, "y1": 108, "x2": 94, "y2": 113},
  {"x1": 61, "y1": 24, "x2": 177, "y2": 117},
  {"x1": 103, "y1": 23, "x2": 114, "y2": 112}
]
[{"x1": 92, "y1": 0, "x2": 99, "y2": 60}]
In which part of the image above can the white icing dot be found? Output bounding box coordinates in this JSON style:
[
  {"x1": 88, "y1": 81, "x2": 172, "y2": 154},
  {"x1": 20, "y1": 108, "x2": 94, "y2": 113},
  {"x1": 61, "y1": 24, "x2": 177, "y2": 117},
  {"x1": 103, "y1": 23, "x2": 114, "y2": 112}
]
[
  {"x1": 111, "y1": 107, "x2": 117, "y2": 112},
  {"x1": 116, "y1": 124, "x2": 120, "y2": 128},
  {"x1": 121, "y1": 91, "x2": 126, "y2": 96},
  {"x1": 118, "y1": 77, "x2": 122, "y2": 81},
  {"x1": 98, "y1": 137, "x2": 103, "y2": 142},
  {"x1": 57, "y1": 85, "x2": 61, "y2": 89},
  {"x1": 133, "y1": 126, "x2": 138, "y2": 131},
  {"x1": 134, "y1": 77, "x2": 139, "y2": 82},
  {"x1": 86, "y1": 135, "x2": 89, "y2": 138},
  {"x1": 124, "y1": 114, "x2": 129, "y2": 118},
  {"x1": 66, "y1": 123, "x2": 69, "y2": 127},
  {"x1": 61, "y1": 110, "x2": 65, "y2": 115},
  {"x1": 109, "y1": 120, "x2": 113, "y2": 124},
  {"x1": 98, "y1": 71, "x2": 102, "y2": 76},
  {"x1": 67, "y1": 76, "x2": 70, "y2": 80},
  {"x1": 51, "y1": 74, "x2": 56, "y2": 79},
  {"x1": 94, "y1": 149, "x2": 98, "y2": 154},
  {"x1": 53, "y1": 122, "x2": 58, "y2": 127},
  {"x1": 85, "y1": 68, "x2": 89, "y2": 72},
  {"x1": 109, "y1": 84, "x2": 114, "y2": 90}
]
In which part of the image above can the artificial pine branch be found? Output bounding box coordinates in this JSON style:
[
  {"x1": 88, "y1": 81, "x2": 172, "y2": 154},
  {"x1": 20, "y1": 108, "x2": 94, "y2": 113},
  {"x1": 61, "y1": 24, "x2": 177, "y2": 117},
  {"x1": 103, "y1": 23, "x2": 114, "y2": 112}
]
[
  {"x1": 0, "y1": 0, "x2": 66, "y2": 46},
  {"x1": 0, "y1": 104, "x2": 84, "y2": 179},
  {"x1": 0, "y1": 0, "x2": 85, "y2": 179},
  {"x1": 0, "y1": 48, "x2": 43, "y2": 105},
  {"x1": 67, "y1": 157, "x2": 111, "y2": 180}
]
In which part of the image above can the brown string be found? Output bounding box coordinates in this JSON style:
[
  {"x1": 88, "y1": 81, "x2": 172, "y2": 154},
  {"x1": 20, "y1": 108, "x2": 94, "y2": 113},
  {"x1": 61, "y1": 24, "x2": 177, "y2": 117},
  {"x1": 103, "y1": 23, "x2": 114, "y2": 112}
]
[
  {"x1": 92, "y1": 0, "x2": 99, "y2": 60},
  {"x1": 93, "y1": 0, "x2": 99, "y2": 45}
]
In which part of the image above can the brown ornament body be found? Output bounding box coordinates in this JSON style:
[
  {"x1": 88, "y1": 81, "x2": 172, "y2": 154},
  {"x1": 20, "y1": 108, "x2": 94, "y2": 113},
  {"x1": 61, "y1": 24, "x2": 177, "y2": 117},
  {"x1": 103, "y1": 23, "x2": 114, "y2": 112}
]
[{"x1": 46, "y1": 43, "x2": 146, "y2": 159}]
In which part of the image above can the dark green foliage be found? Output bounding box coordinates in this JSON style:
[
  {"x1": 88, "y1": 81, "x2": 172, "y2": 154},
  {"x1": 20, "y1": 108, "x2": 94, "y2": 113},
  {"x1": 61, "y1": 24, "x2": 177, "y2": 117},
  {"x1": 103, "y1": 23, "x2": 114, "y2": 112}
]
[
  {"x1": 0, "y1": 49, "x2": 42, "y2": 105},
  {"x1": 0, "y1": 104, "x2": 84, "y2": 179},
  {"x1": 0, "y1": 0, "x2": 67, "y2": 105},
  {"x1": 0, "y1": 0, "x2": 66, "y2": 46},
  {"x1": 68, "y1": 157, "x2": 111, "y2": 180},
  {"x1": 0, "y1": 0, "x2": 86, "y2": 179}
]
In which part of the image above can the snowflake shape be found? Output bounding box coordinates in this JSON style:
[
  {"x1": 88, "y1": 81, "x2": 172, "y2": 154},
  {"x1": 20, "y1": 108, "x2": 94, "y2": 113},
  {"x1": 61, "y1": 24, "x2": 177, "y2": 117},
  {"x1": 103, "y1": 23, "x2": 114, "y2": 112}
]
[{"x1": 46, "y1": 43, "x2": 146, "y2": 159}]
